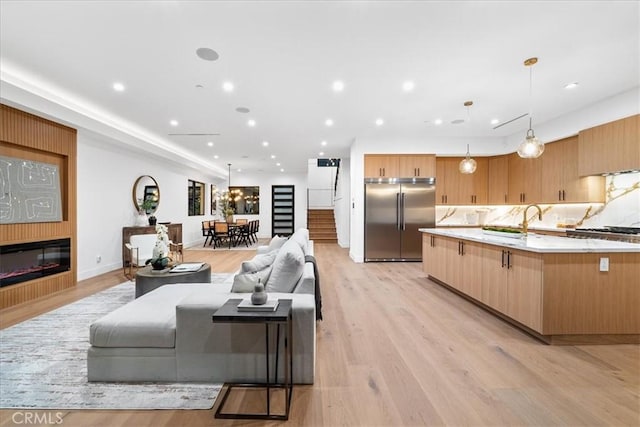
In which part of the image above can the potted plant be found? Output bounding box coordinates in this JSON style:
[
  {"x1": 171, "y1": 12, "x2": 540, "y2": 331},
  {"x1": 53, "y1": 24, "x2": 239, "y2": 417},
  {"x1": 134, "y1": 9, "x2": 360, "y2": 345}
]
[{"x1": 139, "y1": 198, "x2": 157, "y2": 226}]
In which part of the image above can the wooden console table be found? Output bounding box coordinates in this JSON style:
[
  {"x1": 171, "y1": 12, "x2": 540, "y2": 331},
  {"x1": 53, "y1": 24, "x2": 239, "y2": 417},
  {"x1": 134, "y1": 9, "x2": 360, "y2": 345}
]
[{"x1": 122, "y1": 223, "x2": 182, "y2": 268}]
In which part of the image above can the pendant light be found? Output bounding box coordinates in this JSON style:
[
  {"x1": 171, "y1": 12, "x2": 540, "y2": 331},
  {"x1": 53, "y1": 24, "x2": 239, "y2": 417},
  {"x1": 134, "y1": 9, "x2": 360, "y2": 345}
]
[
  {"x1": 458, "y1": 101, "x2": 477, "y2": 174},
  {"x1": 517, "y1": 57, "x2": 545, "y2": 158},
  {"x1": 459, "y1": 144, "x2": 477, "y2": 174}
]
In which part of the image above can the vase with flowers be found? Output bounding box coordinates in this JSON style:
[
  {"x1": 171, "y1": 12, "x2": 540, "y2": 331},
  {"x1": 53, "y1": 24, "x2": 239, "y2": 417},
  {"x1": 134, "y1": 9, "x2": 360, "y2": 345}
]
[
  {"x1": 146, "y1": 224, "x2": 171, "y2": 270},
  {"x1": 219, "y1": 189, "x2": 243, "y2": 223}
]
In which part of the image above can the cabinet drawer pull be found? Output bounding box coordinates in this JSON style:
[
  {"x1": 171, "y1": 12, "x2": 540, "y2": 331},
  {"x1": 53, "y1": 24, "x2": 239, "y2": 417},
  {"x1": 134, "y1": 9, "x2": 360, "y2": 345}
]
[
  {"x1": 562, "y1": 190, "x2": 566, "y2": 200},
  {"x1": 558, "y1": 190, "x2": 562, "y2": 201},
  {"x1": 507, "y1": 251, "x2": 513, "y2": 269},
  {"x1": 417, "y1": 167, "x2": 420, "y2": 176},
  {"x1": 501, "y1": 250, "x2": 506, "y2": 268}
]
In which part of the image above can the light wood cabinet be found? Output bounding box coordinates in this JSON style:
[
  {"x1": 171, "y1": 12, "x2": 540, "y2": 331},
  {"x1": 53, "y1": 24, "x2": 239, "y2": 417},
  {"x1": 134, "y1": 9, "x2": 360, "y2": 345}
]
[
  {"x1": 436, "y1": 157, "x2": 488, "y2": 205},
  {"x1": 505, "y1": 249, "x2": 543, "y2": 332},
  {"x1": 365, "y1": 154, "x2": 435, "y2": 178},
  {"x1": 425, "y1": 234, "x2": 482, "y2": 299},
  {"x1": 481, "y1": 246, "x2": 543, "y2": 332},
  {"x1": 398, "y1": 155, "x2": 436, "y2": 177},
  {"x1": 541, "y1": 136, "x2": 605, "y2": 203},
  {"x1": 507, "y1": 152, "x2": 542, "y2": 204},
  {"x1": 578, "y1": 114, "x2": 640, "y2": 176},
  {"x1": 364, "y1": 155, "x2": 399, "y2": 178},
  {"x1": 487, "y1": 156, "x2": 509, "y2": 204},
  {"x1": 422, "y1": 231, "x2": 640, "y2": 340}
]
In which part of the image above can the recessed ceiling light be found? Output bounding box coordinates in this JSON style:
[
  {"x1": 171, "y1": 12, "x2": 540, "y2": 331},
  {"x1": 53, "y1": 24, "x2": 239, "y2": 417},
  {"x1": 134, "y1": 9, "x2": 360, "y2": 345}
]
[
  {"x1": 247, "y1": 119, "x2": 256, "y2": 127},
  {"x1": 434, "y1": 119, "x2": 443, "y2": 125},
  {"x1": 236, "y1": 107, "x2": 250, "y2": 113},
  {"x1": 207, "y1": 142, "x2": 214, "y2": 147},
  {"x1": 170, "y1": 119, "x2": 179, "y2": 127},
  {"x1": 271, "y1": 154, "x2": 276, "y2": 159},
  {"x1": 222, "y1": 81, "x2": 234, "y2": 92},
  {"x1": 490, "y1": 118, "x2": 500, "y2": 125},
  {"x1": 196, "y1": 47, "x2": 219, "y2": 61},
  {"x1": 112, "y1": 82, "x2": 125, "y2": 92},
  {"x1": 325, "y1": 119, "x2": 334, "y2": 127},
  {"x1": 565, "y1": 82, "x2": 579, "y2": 89},
  {"x1": 262, "y1": 141, "x2": 269, "y2": 147},
  {"x1": 402, "y1": 81, "x2": 415, "y2": 92},
  {"x1": 280, "y1": 168, "x2": 285, "y2": 172},
  {"x1": 276, "y1": 162, "x2": 281, "y2": 166},
  {"x1": 319, "y1": 151, "x2": 325, "y2": 156},
  {"x1": 451, "y1": 119, "x2": 465, "y2": 125},
  {"x1": 375, "y1": 118, "x2": 384, "y2": 126},
  {"x1": 321, "y1": 140, "x2": 327, "y2": 146},
  {"x1": 237, "y1": 168, "x2": 242, "y2": 172},
  {"x1": 332, "y1": 81, "x2": 344, "y2": 92},
  {"x1": 214, "y1": 155, "x2": 219, "y2": 159}
]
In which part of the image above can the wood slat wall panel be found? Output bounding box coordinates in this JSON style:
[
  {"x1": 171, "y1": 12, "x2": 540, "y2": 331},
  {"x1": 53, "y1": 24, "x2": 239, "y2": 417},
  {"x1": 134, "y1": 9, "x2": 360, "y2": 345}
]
[{"x1": 0, "y1": 104, "x2": 77, "y2": 309}]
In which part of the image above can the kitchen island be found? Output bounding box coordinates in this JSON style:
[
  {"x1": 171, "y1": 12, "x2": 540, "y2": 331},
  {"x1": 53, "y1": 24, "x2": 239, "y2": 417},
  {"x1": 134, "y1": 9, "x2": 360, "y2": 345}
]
[{"x1": 420, "y1": 228, "x2": 640, "y2": 344}]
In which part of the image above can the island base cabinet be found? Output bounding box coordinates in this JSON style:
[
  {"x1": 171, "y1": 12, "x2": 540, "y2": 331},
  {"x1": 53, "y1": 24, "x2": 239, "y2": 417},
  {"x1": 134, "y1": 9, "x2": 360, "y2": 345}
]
[
  {"x1": 542, "y1": 252, "x2": 640, "y2": 335},
  {"x1": 505, "y1": 250, "x2": 543, "y2": 333},
  {"x1": 422, "y1": 231, "x2": 638, "y2": 342},
  {"x1": 424, "y1": 235, "x2": 482, "y2": 298},
  {"x1": 482, "y1": 246, "x2": 543, "y2": 332}
]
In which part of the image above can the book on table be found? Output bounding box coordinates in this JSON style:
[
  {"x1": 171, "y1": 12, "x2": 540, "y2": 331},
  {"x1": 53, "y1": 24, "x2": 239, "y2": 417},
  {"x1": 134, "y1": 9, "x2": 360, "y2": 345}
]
[
  {"x1": 169, "y1": 262, "x2": 204, "y2": 273},
  {"x1": 237, "y1": 299, "x2": 279, "y2": 312}
]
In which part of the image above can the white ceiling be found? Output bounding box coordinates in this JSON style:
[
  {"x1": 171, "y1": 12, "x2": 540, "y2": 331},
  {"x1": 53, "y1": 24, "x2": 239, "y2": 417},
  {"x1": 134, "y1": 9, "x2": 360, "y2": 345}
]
[{"x1": 1, "y1": 1, "x2": 638, "y2": 177}]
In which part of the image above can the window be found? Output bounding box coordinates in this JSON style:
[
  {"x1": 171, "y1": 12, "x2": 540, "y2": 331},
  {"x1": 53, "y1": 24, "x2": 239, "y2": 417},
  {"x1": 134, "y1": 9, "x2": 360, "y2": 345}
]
[{"x1": 188, "y1": 180, "x2": 205, "y2": 216}]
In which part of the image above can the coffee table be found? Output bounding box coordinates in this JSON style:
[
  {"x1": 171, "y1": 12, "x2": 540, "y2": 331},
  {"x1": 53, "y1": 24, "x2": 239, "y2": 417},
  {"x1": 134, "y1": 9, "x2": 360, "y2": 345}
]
[{"x1": 135, "y1": 263, "x2": 211, "y2": 298}]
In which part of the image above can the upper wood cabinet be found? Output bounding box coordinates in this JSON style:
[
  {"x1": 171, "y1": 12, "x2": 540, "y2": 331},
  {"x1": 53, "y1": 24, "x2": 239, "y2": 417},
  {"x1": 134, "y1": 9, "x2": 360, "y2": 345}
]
[
  {"x1": 578, "y1": 114, "x2": 640, "y2": 176},
  {"x1": 507, "y1": 153, "x2": 542, "y2": 204},
  {"x1": 365, "y1": 154, "x2": 435, "y2": 178},
  {"x1": 487, "y1": 156, "x2": 509, "y2": 204},
  {"x1": 398, "y1": 155, "x2": 436, "y2": 177},
  {"x1": 436, "y1": 157, "x2": 488, "y2": 205},
  {"x1": 364, "y1": 155, "x2": 399, "y2": 178},
  {"x1": 541, "y1": 136, "x2": 605, "y2": 203}
]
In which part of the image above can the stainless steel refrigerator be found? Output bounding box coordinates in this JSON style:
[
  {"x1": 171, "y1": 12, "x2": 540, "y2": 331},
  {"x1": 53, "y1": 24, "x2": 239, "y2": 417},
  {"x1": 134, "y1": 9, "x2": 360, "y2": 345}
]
[{"x1": 365, "y1": 177, "x2": 436, "y2": 261}]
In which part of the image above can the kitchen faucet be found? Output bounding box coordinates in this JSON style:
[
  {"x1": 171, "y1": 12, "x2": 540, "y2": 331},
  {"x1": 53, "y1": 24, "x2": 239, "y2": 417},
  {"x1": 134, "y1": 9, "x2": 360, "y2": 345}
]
[{"x1": 522, "y1": 204, "x2": 543, "y2": 234}]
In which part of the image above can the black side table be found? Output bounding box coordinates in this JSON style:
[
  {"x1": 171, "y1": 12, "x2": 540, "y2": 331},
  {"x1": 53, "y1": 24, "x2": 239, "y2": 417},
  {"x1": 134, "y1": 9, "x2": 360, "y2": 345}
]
[{"x1": 212, "y1": 298, "x2": 293, "y2": 420}]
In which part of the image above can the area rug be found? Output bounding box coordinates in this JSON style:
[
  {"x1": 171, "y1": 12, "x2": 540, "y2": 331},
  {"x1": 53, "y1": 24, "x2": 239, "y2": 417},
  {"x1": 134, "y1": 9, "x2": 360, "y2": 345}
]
[{"x1": 0, "y1": 277, "x2": 233, "y2": 410}]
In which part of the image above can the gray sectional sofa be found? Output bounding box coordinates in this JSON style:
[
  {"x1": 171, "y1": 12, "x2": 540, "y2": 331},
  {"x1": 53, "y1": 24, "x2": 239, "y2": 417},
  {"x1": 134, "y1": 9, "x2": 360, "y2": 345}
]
[{"x1": 87, "y1": 229, "x2": 317, "y2": 384}]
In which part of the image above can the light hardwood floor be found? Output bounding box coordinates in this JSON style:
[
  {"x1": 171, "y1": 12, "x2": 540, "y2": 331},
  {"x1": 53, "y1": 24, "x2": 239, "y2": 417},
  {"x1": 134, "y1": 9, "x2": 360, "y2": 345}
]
[{"x1": 1, "y1": 243, "x2": 639, "y2": 426}]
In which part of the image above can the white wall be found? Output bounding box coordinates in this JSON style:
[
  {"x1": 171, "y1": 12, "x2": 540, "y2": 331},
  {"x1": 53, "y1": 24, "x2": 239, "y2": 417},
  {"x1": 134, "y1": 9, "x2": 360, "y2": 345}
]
[
  {"x1": 77, "y1": 130, "x2": 220, "y2": 280},
  {"x1": 224, "y1": 170, "x2": 308, "y2": 238}
]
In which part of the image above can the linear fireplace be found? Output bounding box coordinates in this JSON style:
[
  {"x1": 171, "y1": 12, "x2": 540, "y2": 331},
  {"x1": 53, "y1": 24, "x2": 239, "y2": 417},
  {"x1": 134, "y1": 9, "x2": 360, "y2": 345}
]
[{"x1": 0, "y1": 239, "x2": 71, "y2": 287}]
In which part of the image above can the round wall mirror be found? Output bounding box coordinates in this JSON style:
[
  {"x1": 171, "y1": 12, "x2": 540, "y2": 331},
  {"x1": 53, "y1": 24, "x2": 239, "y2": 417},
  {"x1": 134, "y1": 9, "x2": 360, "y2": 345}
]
[{"x1": 132, "y1": 175, "x2": 160, "y2": 214}]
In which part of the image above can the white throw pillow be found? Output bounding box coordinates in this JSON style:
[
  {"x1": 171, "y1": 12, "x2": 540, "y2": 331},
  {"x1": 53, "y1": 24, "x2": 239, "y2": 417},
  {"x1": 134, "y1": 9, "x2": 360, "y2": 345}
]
[
  {"x1": 267, "y1": 235, "x2": 288, "y2": 251},
  {"x1": 231, "y1": 266, "x2": 273, "y2": 293},
  {"x1": 240, "y1": 251, "x2": 277, "y2": 273},
  {"x1": 265, "y1": 239, "x2": 305, "y2": 293},
  {"x1": 290, "y1": 228, "x2": 309, "y2": 254}
]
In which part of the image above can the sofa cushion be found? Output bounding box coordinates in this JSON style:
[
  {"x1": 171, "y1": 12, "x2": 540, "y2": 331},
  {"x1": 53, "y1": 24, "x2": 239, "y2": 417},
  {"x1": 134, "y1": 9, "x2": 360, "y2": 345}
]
[
  {"x1": 231, "y1": 265, "x2": 273, "y2": 293},
  {"x1": 90, "y1": 285, "x2": 189, "y2": 348},
  {"x1": 265, "y1": 239, "x2": 305, "y2": 293},
  {"x1": 256, "y1": 235, "x2": 288, "y2": 255},
  {"x1": 290, "y1": 228, "x2": 309, "y2": 254},
  {"x1": 240, "y1": 251, "x2": 277, "y2": 273}
]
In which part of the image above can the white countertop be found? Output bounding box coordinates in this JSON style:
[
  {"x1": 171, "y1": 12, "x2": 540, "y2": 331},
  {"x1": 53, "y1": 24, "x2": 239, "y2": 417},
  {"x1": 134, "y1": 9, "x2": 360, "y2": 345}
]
[{"x1": 419, "y1": 228, "x2": 640, "y2": 253}]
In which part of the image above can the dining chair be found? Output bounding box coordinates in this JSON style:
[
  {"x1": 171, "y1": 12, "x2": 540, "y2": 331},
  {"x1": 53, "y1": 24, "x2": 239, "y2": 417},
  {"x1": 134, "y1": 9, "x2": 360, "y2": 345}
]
[
  {"x1": 213, "y1": 221, "x2": 232, "y2": 249},
  {"x1": 202, "y1": 220, "x2": 212, "y2": 247},
  {"x1": 235, "y1": 218, "x2": 248, "y2": 225}
]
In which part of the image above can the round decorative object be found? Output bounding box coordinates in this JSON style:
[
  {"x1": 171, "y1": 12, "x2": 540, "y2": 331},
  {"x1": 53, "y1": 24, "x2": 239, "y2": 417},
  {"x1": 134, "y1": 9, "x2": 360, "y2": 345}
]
[
  {"x1": 148, "y1": 215, "x2": 157, "y2": 226},
  {"x1": 251, "y1": 280, "x2": 268, "y2": 305}
]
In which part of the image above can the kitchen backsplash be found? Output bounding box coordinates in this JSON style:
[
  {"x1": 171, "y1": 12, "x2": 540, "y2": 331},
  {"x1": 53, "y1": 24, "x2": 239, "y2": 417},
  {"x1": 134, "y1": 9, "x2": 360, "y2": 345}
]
[{"x1": 436, "y1": 172, "x2": 640, "y2": 229}]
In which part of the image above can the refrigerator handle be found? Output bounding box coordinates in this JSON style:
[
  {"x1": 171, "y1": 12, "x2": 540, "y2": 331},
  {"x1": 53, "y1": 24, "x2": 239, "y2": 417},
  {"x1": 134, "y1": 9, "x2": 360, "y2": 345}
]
[
  {"x1": 401, "y1": 192, "x2": 406, "y2": 230},
  {"x1": 396, "y1": 193, "x2": 401, "y2": 230}
]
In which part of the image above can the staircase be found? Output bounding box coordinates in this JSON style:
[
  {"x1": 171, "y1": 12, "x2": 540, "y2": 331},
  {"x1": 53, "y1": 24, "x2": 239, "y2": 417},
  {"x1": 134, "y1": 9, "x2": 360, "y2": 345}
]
[{"x1": 307, "y1": 209, "x2": 338, "y2": 243}]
